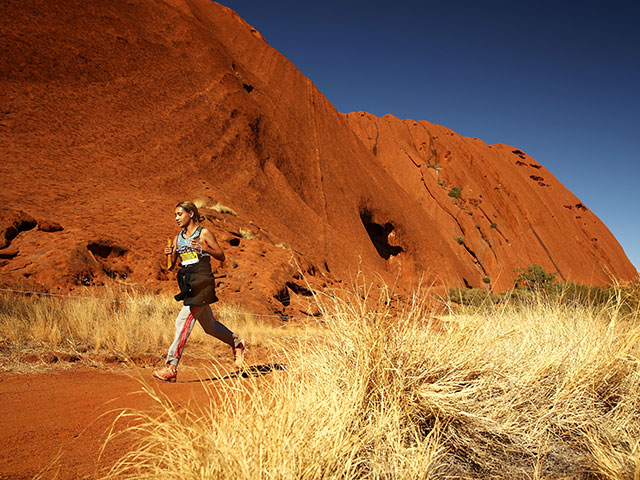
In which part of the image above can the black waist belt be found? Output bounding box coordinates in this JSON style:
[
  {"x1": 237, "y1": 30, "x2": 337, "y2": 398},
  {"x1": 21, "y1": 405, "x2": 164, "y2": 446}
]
[{"x1": 174, "y1": 257, "x2": 218, "y2": 306}]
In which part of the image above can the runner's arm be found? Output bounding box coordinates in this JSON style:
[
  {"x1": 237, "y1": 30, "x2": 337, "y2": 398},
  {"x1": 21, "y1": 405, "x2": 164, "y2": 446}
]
[{"x1": 198, "y1": 228, "x2": 225, "y2": 263}]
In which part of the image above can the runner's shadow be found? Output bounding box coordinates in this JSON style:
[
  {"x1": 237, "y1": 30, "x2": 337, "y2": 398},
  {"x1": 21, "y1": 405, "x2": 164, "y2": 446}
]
[{"x1": 187, "y1": 362, "x2": 286, "y2": 383}]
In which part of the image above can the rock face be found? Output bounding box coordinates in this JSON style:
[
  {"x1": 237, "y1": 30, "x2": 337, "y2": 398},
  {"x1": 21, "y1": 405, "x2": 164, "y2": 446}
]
[
  {"x1": 344, "y1": 113, "x2": 636, "y2": 290},
  {"x1": 0, "y1": 0, "x2": 636, "y2": 311}
]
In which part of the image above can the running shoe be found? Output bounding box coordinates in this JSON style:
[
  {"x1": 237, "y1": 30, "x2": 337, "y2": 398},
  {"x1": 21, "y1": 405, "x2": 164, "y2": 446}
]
[
  {"x1": 233, "y1": 342, "x2": 246, "y2": 366},
  {"x1": 153, "y1": 364, "x2": 177, "y2": 382}
]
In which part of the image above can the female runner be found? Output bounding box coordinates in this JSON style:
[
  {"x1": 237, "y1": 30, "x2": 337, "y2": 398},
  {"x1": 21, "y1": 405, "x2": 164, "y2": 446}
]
[{"x1": 153, "y1": 201, "x2": 245, "y2": 382}]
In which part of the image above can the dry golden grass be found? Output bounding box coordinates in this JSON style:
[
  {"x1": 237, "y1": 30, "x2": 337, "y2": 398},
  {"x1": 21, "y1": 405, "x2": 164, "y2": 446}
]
[
  {"x1": 0, "y1": 286, "x2": 306, "y2": 370},
  {"x1": 103, "y1": 283, "x2": 640, "y2": 479},
  {"x1": 0, "y1": 286, "x2": 176, "y2": 356},
  {"x1": 214, "y1": 302, "x2": 324, "y2": 350},
  {"x1": 193, "y1": 197, "x2": 238, "y2": 216}
]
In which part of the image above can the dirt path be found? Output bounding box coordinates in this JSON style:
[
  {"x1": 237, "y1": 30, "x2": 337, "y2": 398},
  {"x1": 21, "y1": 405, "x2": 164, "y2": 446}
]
[{"x1": 0, "y1": 362, "x2": 276, "y2": 479}]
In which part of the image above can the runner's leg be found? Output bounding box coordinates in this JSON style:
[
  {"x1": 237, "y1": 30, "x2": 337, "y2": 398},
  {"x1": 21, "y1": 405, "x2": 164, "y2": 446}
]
[
  {"x1": 196, "y1": 305, "x2": 243, "y2": 348},
  {"x1": 166, "y1": 305, "x2": 199, "y2": 367}
]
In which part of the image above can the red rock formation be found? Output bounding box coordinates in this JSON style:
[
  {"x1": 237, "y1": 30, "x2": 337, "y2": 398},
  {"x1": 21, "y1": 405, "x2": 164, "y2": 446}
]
[
  {"x1": 0, "y1": 0, "x2": 635, "y2": 312},
  {"x1": 344, "y1": 113, "x2": 637, "y2": 289}
]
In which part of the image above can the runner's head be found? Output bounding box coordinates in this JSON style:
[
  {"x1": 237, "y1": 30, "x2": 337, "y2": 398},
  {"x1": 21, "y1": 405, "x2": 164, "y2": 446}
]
[{"x1": 175, "y1": 201, "x2": 205, "y2": 228}]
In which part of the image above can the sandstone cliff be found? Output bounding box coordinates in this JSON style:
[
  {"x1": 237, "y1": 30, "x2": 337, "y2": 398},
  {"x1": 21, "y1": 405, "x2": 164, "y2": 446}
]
[{"x1": 0, "y1": 0, "x2": 635, "y2": 313}]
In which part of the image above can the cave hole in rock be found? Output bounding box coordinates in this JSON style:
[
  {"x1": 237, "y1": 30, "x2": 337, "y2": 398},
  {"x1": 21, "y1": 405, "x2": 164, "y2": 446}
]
[
  {"x1": 0, "y1": 250, "x2": 18, "y2": 259},
  {"x1": 14, "y1": 218, "x2": 37, "y2": 234},
  {"x1": 229, "y1": 238, "x2": 240, "y2": 247},
  {"x1": 4, "y1": 217, "x2": 37, "y2": 246},
  {"x1": 242, "y1": 83, "x2": 254, "y2": 93},
  {"x1": 286, "y1": 281, "x2": 314, "y2": 297},
  {"x1": 87, "y1": 242, "x2": 127, "y2": 258},
  {"x1": 273, "y1": 287, "x2": 290, "y2": 307},
  {"x1": 359, "y1": 209, "x2": 403, "y2": 260}
]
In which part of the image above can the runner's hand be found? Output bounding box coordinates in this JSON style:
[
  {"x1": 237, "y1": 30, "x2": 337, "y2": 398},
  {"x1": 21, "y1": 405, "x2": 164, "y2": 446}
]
[{"x1": 164, "y1": 245, "x2": 174, "y2": 255}]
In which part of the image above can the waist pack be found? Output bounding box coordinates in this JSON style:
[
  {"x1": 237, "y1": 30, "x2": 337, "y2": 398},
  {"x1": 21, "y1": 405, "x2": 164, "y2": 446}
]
[{"x1": 174, "y1": 257, "x2": 218, "y2": 306}]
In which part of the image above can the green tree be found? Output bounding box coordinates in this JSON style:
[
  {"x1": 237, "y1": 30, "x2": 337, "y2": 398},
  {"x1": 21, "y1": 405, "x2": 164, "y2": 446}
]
[{"x1": 514, "y1": 264, "x2": 557, "y2": 290}]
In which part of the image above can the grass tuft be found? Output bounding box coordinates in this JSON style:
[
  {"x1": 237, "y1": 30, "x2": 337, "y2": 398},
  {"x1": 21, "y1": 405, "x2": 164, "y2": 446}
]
[
  {"x1": 193, "y1": 197, "x2": 238, "y2": 216},
  {"x1": 0, "y1": 286, "x2": 305, "y2": 370},
  {"x1": 104, "y1": 282, "x2": 640, "y2": 479}
]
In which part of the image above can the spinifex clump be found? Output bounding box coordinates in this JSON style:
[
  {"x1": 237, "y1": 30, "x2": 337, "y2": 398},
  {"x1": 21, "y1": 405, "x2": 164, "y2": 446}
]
[{"x1": 105, "y1": 282, "x2": 640, "y2": 479}]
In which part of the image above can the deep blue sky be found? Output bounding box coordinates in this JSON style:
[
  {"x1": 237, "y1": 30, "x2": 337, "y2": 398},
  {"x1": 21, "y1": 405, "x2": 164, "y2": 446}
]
[{"x1": 220, "y1": 1, "x2": 639, "y2": 271}]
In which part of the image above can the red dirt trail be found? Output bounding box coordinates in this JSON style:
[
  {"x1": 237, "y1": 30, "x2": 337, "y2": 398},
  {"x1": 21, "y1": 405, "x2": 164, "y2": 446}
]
[{"x1": 0, "y1": 364, "x2": 261, "y2": 479}]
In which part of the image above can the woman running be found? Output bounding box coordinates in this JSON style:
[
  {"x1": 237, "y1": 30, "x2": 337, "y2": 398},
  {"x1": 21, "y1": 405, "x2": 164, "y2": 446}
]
[{"x1": 153, "y1": 201, "x2": 245, "y2": 383}]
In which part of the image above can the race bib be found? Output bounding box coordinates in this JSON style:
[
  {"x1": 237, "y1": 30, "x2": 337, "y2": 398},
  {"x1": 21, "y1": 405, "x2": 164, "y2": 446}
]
[{"x1": 179, "y1": 250, "x2": 199, "y2": 265}]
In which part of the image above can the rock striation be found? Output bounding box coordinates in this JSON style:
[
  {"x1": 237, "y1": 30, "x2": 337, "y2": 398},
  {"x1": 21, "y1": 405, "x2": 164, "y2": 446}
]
[
  {"x1": 344, "y1": 113, "x2": 635, "y2": 290},
  {"x1": 0, "y1": 0, "x2": 635, "y2": 312}
]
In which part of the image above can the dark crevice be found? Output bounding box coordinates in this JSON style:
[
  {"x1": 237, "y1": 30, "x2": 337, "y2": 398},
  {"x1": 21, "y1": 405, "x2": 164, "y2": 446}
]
[
  {"x1": 460, "y1": 241, "x2": 488, "y2": 277},
  {"x1": 2, "y1": 217, "x2": 37, "y2": 249},
  {"x1": 372, "y1": 122, "x2": 380, "y2": 156},
  {"x1": 420, "y1": 176, "x2": 488, "y2": 274},
  {"x1": 475, "y1": 227, "x2": 498, "y2": 260},
  {"x1": 286, "y1": 282, "x2": 314, "y2": 297},
  {"x1": 249, "y1": 116, "x2": 264, "y2": 163},
  {"x1": 420, "y1": 177, "x2": 466, "y2": 236},
  {"x1": 402, "y1": 148, "x2": 421, "y2": 168},
  {"x1": 273, "y1": 287, "x2": 290, "y2": 307},
  {"x1": 15, "y1": 218, "x2": 37, "y2": 234},
  {"x1": 427, "y1": 129, "x2": 439, "y2": 165},
  {"x1": 359, "y1": 209, "x2": 403, "y2": 260},
  {"x1": 87, "y1": 242, "x2": 127, "y2": 259},
  {"x1": 479, "y1": 206, "x2": 509, "y2": 243},
  {"x1": 242, "y1": 83, "x2": 254, "y2": 93},
  {"x1": 528, "y1": 222, "x2": 566, "y2": 281},
  {"x1": 228, "y1": 238, "x2": 240, "y2": 247},
  {"x1": 0, "y1": 250, "x2": 18, "y2": 259}
]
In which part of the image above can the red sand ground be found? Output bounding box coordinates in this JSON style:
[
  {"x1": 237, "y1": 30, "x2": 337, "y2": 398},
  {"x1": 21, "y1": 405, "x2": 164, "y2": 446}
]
[{"x1": 0, "y1": 358, "x2": 277, "y2": 479}]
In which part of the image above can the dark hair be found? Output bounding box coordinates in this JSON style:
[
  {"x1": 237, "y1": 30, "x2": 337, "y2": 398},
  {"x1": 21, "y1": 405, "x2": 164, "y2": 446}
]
[{"x1": 176, "y1": 201, "x2": 205, "y2": 222}]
